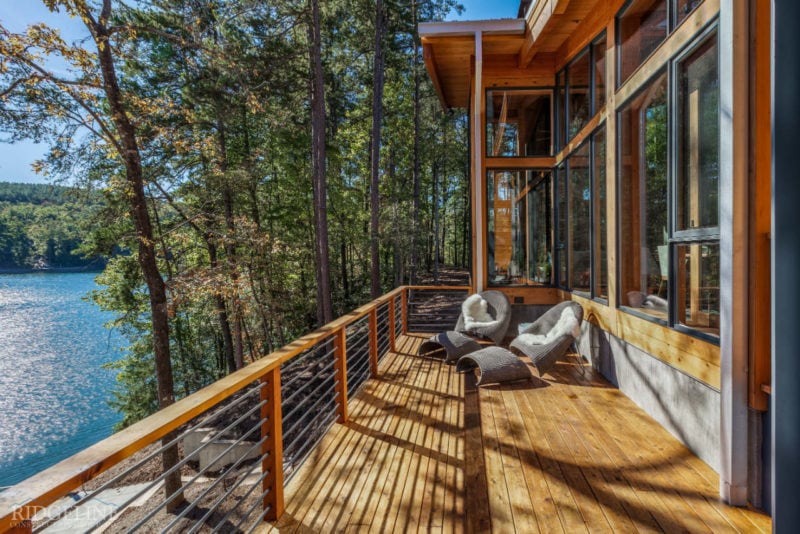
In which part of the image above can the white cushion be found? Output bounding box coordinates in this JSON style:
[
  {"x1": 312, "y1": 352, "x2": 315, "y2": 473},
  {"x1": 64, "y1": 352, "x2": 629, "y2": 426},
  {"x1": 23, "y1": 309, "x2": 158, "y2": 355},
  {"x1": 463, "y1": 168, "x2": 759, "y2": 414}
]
[
  {"x1": 516, "y1": 307, "x2": 580, "y2": 346},
  {"x1": 462, "y1": 294, "x2": 499, "y2": 331}
]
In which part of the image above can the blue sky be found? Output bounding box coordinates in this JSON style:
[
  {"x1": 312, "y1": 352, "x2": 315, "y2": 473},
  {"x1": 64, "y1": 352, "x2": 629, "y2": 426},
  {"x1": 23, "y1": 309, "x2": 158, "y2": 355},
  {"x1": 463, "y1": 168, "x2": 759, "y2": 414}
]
[{"x1": 0, "y1": 0, "x2": 521, "y2": 184}]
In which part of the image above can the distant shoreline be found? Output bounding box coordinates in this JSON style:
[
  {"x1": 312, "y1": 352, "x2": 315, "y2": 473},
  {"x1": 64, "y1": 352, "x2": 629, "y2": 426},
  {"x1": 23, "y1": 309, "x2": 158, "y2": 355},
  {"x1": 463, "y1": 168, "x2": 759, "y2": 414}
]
[{"x1": 0, "y1": 266, "x2": 104, "y2": 274}]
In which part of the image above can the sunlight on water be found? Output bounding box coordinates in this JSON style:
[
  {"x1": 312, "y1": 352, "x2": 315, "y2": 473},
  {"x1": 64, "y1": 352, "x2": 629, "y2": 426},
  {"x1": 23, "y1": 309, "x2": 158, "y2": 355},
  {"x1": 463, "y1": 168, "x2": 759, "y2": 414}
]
[{"x1": 0, "y1": 273, "x2": 123, "y2": 488}]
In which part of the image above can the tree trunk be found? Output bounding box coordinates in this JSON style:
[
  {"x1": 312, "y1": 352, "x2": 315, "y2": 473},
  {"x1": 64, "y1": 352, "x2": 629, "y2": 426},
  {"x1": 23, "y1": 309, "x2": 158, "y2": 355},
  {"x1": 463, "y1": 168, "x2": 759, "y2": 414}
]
[
  {"x1": 370, "y1": 0, "x2": 386, "y2": 299},
  {"x1": 215, "y1": 115, "x2": 245, "y2": 370},
  {"x1": 410, "y1": 0, "x2": 421, "y2": 285},
  {"x1": 433, "y1": 151, "x2": 439, "y2": 284},
  {"x1": 308, "y1": 0, "x2": 334, "y2": 325},
  {"x1": 91, "y1": 0, "x2": 183, "y2": 510}
]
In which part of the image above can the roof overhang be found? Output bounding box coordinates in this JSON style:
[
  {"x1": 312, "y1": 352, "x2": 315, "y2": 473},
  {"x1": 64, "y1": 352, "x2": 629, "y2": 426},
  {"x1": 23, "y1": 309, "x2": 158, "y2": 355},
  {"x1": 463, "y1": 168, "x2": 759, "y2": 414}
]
[
  {"x1": 419, "y1": 19, "x2": 526, "y2": 109},
  {"x1": 419, "y1": 1, "x2": 607, "y2": 110}
]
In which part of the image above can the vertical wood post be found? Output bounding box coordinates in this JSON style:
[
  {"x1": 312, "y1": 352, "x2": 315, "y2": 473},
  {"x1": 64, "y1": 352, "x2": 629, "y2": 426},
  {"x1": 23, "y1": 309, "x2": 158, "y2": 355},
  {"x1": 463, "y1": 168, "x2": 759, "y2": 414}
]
[
  {"x1": 369, "y1": 308, "x2": 379, "y2": 376},
  {"x1": 401, "y1": 288, "x2": 408, "y2": 334},
  {"x1": 261, "y1": 367, "x2": 284, "y2": 521},
  {"x1": 333, "y1": 329, "x2": 348, "y2": 423},
  {"x1": 388, "y1": 296, "x2": 396, "y2": 352}
]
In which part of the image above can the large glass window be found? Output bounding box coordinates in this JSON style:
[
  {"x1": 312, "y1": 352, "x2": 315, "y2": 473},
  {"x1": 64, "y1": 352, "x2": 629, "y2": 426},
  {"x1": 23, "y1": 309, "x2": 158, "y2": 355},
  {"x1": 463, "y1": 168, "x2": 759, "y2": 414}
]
[
  {"x1": 555, "y1": 128, "x2": 606, "y2": 299},
  {"x1": 487, "y1": 169, "x2": 553, "y2": 286},
  {"x1": 618, "y1": 0, "x2": 668, "y2": 85},
  {"x1": 593, "y1": 33, "x2": 607, "y2": 113},
  {"x1": 673, "y1": 30, "x2": 719, "y2": 337},
  {"x1": 594, "y1": 128, "x2": 608, "y2": 299},
  {"x1": 528, "y1": 173, "x2": 552, "y2": 284},
  {"x1": 556, "y1": 33, "x2": 607, "y2": 150},
  {"x1": 486, "y1": 90, "x2": 552, "y2": 157},
  {"x1": 567, "y1": 50, "x2": 591, "y2": 141},
  {"x1": 568, "y1": 142, "x2": 591, "y2": 293},
  {"x1": 618, "y1": 72, "x2": 669, "y2": 320},
  {"x1": 556, "y1": 164, "x2": 568, "y2": 287},
  {"x1": 556, "y1": 72, "x2": 566, "y2": 149},
  {"x1": 617, "y1": 0, "x2": 706, "y2": 87},
  {"x1": 676, "y1": 34, "x2": 718, "y2": 233},
  {"x1": 617, "y1": 26, "x2": 719, "y2": 339}
]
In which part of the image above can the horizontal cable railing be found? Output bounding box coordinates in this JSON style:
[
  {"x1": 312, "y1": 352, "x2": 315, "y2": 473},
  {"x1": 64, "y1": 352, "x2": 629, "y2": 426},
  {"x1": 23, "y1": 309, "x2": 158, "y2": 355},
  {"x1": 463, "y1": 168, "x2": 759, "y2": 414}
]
[
  {"x1": 406, "y1": 286, "x2": 470, "y2": 333},
  {"x1": 0, "y1": 285, "x2": 468, "y2": 533}
]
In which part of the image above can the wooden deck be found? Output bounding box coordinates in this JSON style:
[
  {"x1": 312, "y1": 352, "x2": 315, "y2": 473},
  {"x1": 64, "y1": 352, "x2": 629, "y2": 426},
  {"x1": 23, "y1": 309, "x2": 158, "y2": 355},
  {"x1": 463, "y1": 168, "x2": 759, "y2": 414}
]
[{"x1": 266, "y1": 334, "x2": 771, "y2": 533}]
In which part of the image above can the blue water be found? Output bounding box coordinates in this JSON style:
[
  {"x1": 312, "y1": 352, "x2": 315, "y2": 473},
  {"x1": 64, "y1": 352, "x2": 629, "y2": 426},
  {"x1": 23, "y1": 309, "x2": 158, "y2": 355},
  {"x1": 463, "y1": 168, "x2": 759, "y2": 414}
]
[{"x1": 0, "y1": 272, "x2": 123, "y2": 488}]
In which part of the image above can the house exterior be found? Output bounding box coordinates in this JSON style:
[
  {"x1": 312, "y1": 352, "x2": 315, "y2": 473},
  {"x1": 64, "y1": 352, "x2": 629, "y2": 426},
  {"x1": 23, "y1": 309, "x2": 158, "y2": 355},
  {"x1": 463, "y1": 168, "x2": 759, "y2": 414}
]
[{"x1": 420, "y1": 0, "x2": 792, "y2": 521}]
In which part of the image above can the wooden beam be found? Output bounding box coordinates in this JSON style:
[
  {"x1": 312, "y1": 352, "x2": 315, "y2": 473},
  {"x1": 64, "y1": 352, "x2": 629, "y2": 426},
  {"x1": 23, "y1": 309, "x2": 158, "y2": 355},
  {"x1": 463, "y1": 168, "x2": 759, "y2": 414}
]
[
  {"x1": 333, "y1": 327, "x2": 348, "y2": 423},
  {"x1": 423, "y1": 43, "x2": 449, "y2": 110},
  {"x1": 263, "y1": 367, "x2": 285, "y2": 521},
  {"x1": 748, "y1": 0, "x2": 771, "y2": 411}
]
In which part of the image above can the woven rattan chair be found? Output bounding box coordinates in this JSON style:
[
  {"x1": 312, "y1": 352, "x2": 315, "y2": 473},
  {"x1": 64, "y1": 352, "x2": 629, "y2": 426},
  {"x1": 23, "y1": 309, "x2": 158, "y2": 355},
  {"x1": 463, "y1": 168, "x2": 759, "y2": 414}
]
[{"x1": 509, "y1": 301, "x2": 583, "y2": 376}]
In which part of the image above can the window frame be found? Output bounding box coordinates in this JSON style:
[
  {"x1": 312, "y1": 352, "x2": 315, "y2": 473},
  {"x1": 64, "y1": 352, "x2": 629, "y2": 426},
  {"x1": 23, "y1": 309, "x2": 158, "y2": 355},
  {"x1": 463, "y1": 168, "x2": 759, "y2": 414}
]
[
  {"x1": 555, "y1": 126, "x2": 608, "y2": 303},
  {"x1": 614, "y1": 21, "x2": 720, "y2": 343}
]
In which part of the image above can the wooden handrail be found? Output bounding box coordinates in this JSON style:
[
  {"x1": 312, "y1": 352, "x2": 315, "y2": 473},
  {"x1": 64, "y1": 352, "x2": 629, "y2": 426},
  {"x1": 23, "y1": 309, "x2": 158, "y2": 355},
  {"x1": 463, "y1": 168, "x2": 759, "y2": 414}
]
[{"x1": 0, "y1": 284, "x2": 466, "y2": 531}]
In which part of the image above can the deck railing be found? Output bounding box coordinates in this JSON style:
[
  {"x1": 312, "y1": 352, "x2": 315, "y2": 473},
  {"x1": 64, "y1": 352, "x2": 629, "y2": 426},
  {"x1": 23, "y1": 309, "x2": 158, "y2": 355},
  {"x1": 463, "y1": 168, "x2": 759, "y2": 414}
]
[{"x1": 0, "y1": 285, "x2": 469, "y2": 533}]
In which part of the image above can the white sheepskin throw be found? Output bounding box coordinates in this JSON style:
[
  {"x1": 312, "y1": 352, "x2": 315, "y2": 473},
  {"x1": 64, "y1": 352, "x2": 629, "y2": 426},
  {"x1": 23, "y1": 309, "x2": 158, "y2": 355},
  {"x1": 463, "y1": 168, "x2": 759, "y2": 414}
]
[
  {"x1": 462, "y1": 294, "x2": 499, "y2": 331},
  {"x1": 516, "y1": 307, "x2": 581, "y2": 346}
]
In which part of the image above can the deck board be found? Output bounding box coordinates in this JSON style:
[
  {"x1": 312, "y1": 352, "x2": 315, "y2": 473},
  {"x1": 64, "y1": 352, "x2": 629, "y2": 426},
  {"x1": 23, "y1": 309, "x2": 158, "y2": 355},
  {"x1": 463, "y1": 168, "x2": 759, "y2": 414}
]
[{"x1": 267, "y1": 334, "x2": 771, "y2": 533}]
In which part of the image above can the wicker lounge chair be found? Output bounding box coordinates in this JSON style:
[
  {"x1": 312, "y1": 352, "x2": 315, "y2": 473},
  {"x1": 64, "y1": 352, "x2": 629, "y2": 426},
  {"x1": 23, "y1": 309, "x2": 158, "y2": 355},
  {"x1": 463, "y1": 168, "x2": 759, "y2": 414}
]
[
  {"x1": 418, "y1": 290, "x2": 512, "y2": 362},
  {"x1": 509, "y1": 301, "x2": 583, "y2": 376}
]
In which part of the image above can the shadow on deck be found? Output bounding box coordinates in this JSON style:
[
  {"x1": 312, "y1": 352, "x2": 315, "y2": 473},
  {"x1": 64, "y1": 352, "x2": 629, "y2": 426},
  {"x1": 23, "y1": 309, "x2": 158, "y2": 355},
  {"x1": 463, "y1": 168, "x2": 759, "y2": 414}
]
[{"x1": 266, "y1": 334, "x2": 770, "y2": 533}]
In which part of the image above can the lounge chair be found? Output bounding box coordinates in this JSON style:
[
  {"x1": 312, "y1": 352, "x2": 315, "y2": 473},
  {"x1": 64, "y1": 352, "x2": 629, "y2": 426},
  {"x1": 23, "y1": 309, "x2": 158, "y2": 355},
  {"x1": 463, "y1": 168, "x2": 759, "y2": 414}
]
[
  {"x1": 509, "y1": 301, "x2": 583, "y2": 376},
  {"x1": 418, "y1": 290, "x2": 512, "y2": 362}
]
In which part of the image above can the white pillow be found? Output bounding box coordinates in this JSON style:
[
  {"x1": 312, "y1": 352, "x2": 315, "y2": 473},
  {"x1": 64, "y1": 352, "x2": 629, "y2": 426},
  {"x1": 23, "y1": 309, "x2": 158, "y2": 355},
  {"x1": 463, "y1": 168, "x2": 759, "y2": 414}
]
[
  {"x1": 462, "y1": 294, "x2": 498, "y2": 331},
  {"x1": 516, "y1": 307, "x2": 580, "y2": 346}
]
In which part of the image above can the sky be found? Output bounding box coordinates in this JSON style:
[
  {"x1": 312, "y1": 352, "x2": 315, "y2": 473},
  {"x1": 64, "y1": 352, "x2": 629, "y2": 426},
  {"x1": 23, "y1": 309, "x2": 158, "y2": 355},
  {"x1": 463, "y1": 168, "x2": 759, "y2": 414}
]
[{"x1": 0, "y1": 0, "x2": 521, "y2": 184}]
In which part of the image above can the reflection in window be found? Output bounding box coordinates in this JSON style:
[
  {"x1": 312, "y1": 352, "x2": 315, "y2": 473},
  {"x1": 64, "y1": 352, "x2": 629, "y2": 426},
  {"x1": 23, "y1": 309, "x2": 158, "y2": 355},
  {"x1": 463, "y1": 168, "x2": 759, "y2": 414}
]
[
  {"x1": 568, "y1": 142, "x2": 591, "y2": 293},
  {"x1": 528, "y1": 172, "x2": 552, "y2": 284},
  {"x1": 556, "y1": 165, "x2": 568, "y2": 287},
  {"x1": 594, "y1": 129, "x2": 608, "y2": 299},
  {"x1": 486, "y1": 90, "x2": 552, "y2": 157},
  {"x1": 675, "y1": 0, "x2": 703, "y2": 27},
  {"x1": 556, "y1": 72, "x2": 566, "y2": 150},
  {"x1": 618, "y1": 72, "x2": 668, "y2": 320},
  {"x1": 593, "y1": 33, "x2": 607, "y2": 113},
  {"x1": 618, "y1": 0, "x2": 668, "y2": 85},
  {"x1": 487, "y1": 170, "x2": 552, "y2": 286},
  {"x1": 677, "y1": 33, "x2": 718, "y2": 232},
  {"x1": 567, "y1": 50, "x2": 591, "y2": 141},
  {"x1": 675, "y1": 243, "x2": 719, "y2": 336}
]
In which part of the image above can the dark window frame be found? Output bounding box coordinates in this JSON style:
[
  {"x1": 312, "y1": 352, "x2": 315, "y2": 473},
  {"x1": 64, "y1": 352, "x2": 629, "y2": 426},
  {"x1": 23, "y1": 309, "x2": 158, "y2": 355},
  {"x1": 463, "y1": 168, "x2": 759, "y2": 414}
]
[{"x1": 615, "y1": 21, "x2": 720, "y2": 343}]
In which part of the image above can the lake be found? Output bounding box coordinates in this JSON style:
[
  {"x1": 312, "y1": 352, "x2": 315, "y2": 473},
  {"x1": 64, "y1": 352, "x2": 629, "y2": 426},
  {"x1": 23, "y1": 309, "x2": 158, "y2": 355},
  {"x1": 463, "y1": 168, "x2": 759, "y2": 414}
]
[{"x1": 0, "y1": 272, "x2": 123, "y2": 489}]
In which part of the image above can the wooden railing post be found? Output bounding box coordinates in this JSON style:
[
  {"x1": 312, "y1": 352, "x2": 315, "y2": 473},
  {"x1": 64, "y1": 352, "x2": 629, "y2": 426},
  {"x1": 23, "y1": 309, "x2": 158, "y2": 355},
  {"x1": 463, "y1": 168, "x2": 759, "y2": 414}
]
[
  {"x1": 333, "y1": 328, "x2": 348, "y2": 423},
  {"x1": 261, "y1": 367, "x2": 284, "y2": 521},
  {"x1": 369, "y1": 308, "x2": 379, "y2": 376},
  {"x1": 388, "y1": 296, "x2": 396, "y2": 352},
  {"x1": 401, "y1": 287, "x2": 408, "y2": 335}
]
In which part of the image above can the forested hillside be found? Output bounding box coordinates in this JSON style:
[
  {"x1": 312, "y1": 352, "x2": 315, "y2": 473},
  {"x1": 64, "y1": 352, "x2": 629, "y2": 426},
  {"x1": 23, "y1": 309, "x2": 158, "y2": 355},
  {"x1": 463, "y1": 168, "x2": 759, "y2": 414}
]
[
  {"x1": 0, "y1": 0, "x2": 469, "y2": 429},
  {"x1": 0, "y1": 182, "x2": 105, "y2": 269}
]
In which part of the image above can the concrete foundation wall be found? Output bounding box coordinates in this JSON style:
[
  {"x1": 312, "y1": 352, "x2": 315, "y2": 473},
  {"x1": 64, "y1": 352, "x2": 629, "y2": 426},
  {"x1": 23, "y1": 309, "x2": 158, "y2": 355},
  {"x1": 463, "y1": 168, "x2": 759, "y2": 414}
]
[{"x1": 576, "y1": 321, "x2": 721, "y2": 473}]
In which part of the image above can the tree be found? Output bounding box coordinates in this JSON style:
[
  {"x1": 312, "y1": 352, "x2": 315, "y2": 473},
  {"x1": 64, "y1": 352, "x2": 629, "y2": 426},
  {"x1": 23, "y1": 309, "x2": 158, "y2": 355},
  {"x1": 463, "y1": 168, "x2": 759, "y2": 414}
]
[
  {"x1": 370, "y1": 0, "x2": 386, "y2": 299},
  {"x1": 0, "y1": 0, "x2": 184, "y2": 509},
  {"x1": 308, "y1": 0, "x2": 333, "y2": 325}
]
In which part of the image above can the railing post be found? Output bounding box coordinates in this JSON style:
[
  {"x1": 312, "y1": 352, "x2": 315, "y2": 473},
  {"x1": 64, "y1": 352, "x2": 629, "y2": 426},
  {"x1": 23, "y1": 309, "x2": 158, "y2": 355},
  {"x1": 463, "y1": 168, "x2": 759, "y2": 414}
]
[
  {"x1": 388, "y1": 296, "x2": 396, "y2": 352},
  {"x1": 261, "y1": 367, "x2": 284, "y2": 521},
  {"x1": 401, "y1": 287, "x2": 408, "y2": 335},
  {"x1": 369, "y1": 308, "x2": 379, "y2": 376},
  {"x1": 333, "y1": 328, "x2": 348, "y2": 423}
]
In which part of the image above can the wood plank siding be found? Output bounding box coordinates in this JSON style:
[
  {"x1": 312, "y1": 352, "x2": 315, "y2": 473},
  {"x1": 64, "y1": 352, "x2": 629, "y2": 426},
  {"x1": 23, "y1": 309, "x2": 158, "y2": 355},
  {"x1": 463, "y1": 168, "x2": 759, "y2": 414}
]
[{"x1": 265, "y1": 335, "x2": 770, "y2": 533}]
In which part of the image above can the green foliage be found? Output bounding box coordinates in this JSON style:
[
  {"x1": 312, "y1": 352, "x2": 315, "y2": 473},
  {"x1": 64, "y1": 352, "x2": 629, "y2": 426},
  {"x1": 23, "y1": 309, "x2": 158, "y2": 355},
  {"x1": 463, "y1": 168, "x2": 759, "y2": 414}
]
[
  {"x1": 0, "y1": 182, "x2": 105, "y2": 268},
  {"x1": 1, "y1": 0, "x2": 469, "y2": 427}
]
